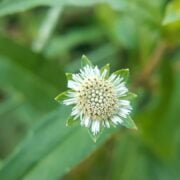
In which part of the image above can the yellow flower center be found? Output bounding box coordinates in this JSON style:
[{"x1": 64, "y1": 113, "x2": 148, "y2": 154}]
[{"x1": 77, "y1": 76, "x2": 118, "y2": 120}]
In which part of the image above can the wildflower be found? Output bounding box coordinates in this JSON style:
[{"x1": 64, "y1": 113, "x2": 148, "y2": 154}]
[{"x1": 55, "y1": 55, "x2": 137, "y2": 140}]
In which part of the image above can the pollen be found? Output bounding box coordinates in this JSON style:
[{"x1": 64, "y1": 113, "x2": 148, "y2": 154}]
[{"x1": 77, "y1": 77, "x2": 118, "y2": 120}]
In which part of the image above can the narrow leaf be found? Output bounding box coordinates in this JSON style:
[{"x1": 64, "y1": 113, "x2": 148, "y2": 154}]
[
  {"x1": 0, "y1": 107, "x2": 115, "y2": 180},
  {"x1": 0, "y1": 0, "x2": 126, "y2": 17}
]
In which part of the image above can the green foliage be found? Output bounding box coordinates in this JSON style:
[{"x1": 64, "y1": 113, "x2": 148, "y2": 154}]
[
  {"x1": 0, "y1": 106, "x2": 116, "y2": 180},
  {"x1": 163, "y1": 0, "x2": 180, "y2": 25},
  {"x1": 0, "y1": 0, "x2": 124, "y2": 17},
  {"x1": 0, "y1": 0, "x2": 179, "y2": 179}
]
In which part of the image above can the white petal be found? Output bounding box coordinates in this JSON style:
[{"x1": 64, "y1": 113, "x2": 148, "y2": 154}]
[
  {"x1": 84, "y1": 116, "x2": 91, "y2": 127},
  {"x1": 109, "y1": 74, "x2": 117, "y2": 82},
  {"x1": 105, "y1": 120, "x2": 110, "y2": 128},
  {"x1": 116, "y1": 87, "x2": 128, "y2": 96},
  {"x1": 80, "y1": 115, "x2": 90, "y2": 126},
  {"x1": 67, "y1": 91, "x2": 77, "y2": 98},
  {"x1": 71, "y1": 106, "x2": 81, "y2": 116},
  {"x1": 111, "y1": 116, "x2": 123, "y2": 125},
  {"x1": 118, "y1": 108, "x2": 131, "y2": 118},
  {"x1": 94, "y1": 66, "x2": 100, "y2": 77},
  {"x1": 80, "y1": 111, "x2": 83, "y2": 121},
  {"x1": 72, "y1": 74, "x2": 83, "y2": 83},
  {"x1": 63, "y1": 98, "x2": 77, "y2": 105},
  {"x1": 101, "y1": 69, "x2": 107, "y2": 79},
  {"x1": 115, "y1": 82, "x2": 125, "y2": 89},
  {"x1": 114, "y1": 81, "x2": 128, "y2": 95},
  {"x1": 119, "y1": 100, "x2": 130, "y2": 106},
  {"x1": 68, "y1": 80, "x2": 81, "y2": 90},
  {"x1": 113, "y1": 77, "x2": 123, "y2": 86},
  {"x1": 83, "y1": 66, "x2": 90, "y2": 76},
  {"x1": 89, "y1": 66, "x2": 95, "y2": 76},
  {"x1": 80, "y1": 65, "x2": 92, "y2": 78},
  {"x1": 85, "y1": 65, "x2": 93, "y2": 76},
  {"x1": 91, "y1": 121, "x2": 100, "y2": 135}
]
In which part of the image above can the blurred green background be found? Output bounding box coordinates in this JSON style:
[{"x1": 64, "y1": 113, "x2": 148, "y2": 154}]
[{"x1": 0, "y1": 0, "x2": 179, "y2": 180}]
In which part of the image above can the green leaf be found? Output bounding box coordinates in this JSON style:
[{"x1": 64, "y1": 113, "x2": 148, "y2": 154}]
[
  {"x1": 115, "y1": 15, "x2": 137, "y2": 48},
  {"x1": 0, "y1": 0, "x2": 100, "y2": 17},
  {"x1": 44, "y1": 26, "x2": 104, "y2": 59},
  {"x1": 0, "y1": 107, "x2": 114, "y2": 180},
  {"x1": 0, "y1": 93, "x2": 24, "y2": 116},
  {"x1": 0, "y1": 55, "x2": 57, "y2": 112},
  {"x1": 66, "y1": 116, "x2": 78, "y2": 126},
  {"x1": 114, "y1": 69, "x2": 129, "y2": 82},
  {"x1": 0, "y1": 36, "x2": 66, "y2": 91},
  {"x1": 0, "y1": 0, "x2": 126, "y2": 17},
  {"x1": 81, "y1": 55, "x2": 93, "y2": 67},
  {"x1": 163, "y1": 1, "x2": 180, "y2": 25},
  {"x1": 100, "y1": 64, "x2": 110, "y2": 78},
  {"x1": 0, "y1": 107, "x2": 69, "y2": 180},
  {"x1": 54, "y1": 91, "x2": 68, "y2": 103},
  {"x1": 65, "y1": 44, "x2": 118, "y2": 73},
  {"x1": 24, "y1": 128, "x2": 112, "y2": 180},
  {"x1": 121, "y1": 116, "x2": 137, "y2": 130},
  {"x1": 136, "y1": 60, "x2": 180, "y2": 158},
  {"x1": 110, "y1": 134, "x2": 149, "y2": 180},
  {"x1": 0, "y1": 37, "x2": 67, "y2": 113}
]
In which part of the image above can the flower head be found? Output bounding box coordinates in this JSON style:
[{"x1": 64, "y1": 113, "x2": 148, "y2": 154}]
[{"x1": 55, "y1": 55, "x2": 137, "y2": 139}]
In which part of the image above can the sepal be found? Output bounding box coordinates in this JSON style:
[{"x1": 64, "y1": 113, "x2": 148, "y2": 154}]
[
  {"x1": 81, "y1": 55, "x2": 93, "y2": 67},
  {"x1": 114, "y1": 69, "x2": 129, "y2": 82},
  {"x1": 54, "y1": 91, "x2": 68, "y2": 103},
  {"x1": 100, "y1": 64, "x2": 110, "y2": 78},
  {"x1": 88, "y1": 127, "x2": 104, "y2": 143},
  {"x1": 121, "y1": 92, "x2": 137, "y2": 100},
  {"x1": 121, "y1": 116, "x2": 137, "y2": 130},
  {"x1": 66, "y1": 116, "x2": 78, "y2": 126},
  {"x1": 65, "y1": 73, "x2": 72, "y2": 80}
]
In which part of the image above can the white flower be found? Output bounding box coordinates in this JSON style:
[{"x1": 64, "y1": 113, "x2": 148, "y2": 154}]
[{"x1": 63, "y1": 64, "x2": 133, "y2": 136}]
